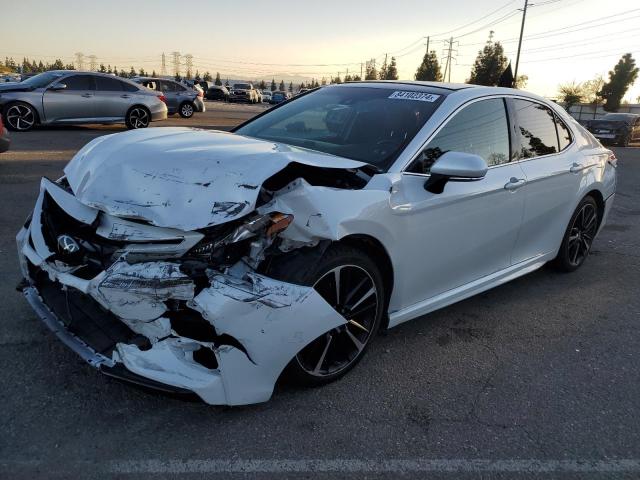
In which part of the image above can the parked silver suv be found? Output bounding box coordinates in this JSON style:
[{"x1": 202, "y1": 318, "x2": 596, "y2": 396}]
[
  {"x1": 133, "y1": 77, "x2": 205, "y2": 118},
  {"x1": 0, "y1": 71, "x2": 167, "y2": 131}
]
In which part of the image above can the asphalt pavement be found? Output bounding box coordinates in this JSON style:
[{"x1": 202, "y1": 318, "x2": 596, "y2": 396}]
[{"x1": 1, "y1": 102, "x2": 639, "y2": 479}]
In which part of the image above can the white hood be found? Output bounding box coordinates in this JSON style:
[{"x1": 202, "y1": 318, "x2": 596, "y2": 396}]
[{"x1": 64, "y1": 127, "x2": 366, "y2": 231}]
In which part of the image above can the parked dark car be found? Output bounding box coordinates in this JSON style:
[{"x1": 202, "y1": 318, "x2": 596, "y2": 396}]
[
  {"x1": 133, "y1": 77, "x2": 205, "y2": 118},
  {"x1": 0, "y1": 115, "x2": 9, "y2": 153},
  {"x1": 269, "y1": 90, "x2": 289, "y2": 104},
  {"x1": 229, "y1": 83, "x2": 257, "y2": 103},
  {"x1": 205, "y1": 85, "x2": 230, "y2": 102},
  {"x1": 585, "y1": 113, "x2": 640, "y2": 147}
]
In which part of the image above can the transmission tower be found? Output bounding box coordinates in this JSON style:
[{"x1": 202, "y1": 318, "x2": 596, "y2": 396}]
[
  {"x1": 171, "y1": 51, "x2": 181, "y2": 77},
  {"x1": 441, "y1": 38, "x2": 459, "y2": 83},
  {"x1": 88, "y1": 55, "x2": 97, "y2": 71},
  {"x1": 184, "y1": 54, "x2": 193, "y2": 79},
  {"x1": 161, "y1": 53, "x2": 166, "y2": 76},
  {"x1": 74, "y1": 52, "x2": 84, "y2": 70}
]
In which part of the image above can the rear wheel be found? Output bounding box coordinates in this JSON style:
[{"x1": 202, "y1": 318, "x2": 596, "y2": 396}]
[
  {"x1": 554, "y1": 196, "x2": 599, "y2": 272},
  {"x1": 3, "y1": 102, "x2": 37, "y2": 131},
  {"x1": 125, "y1": 106, "x2": 150, "y2": 129},
  {"x1": 179, "y1": 102, "x2": 194, "y2": 118},
  {"x1": 268, "y1": 244, "x2": 385, "y2": 386}
]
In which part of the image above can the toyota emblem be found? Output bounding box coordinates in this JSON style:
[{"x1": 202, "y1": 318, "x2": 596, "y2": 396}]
[{"x1": 57, "y1": 235, "x2": 80, "y2": 255}]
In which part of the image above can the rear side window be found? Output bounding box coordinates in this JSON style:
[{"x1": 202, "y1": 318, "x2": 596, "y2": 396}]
[
  {"x1": 513, "y1": 99, "x2": 558, "y2": 158},
  {"x1": 555, "y1": 114, "x2": 572, "y2": 151},
  {"x1": 94, "y1": 76, "x2": 124, "y2": 91},
  {"x1": 409, "y1": 98, "x2": 510, "y2": 174},
  {"x1": 63, "y1": 75, "x2": 93, "y2": 91},
  {"x1": 121, "y1": 81, "x2": 139, "y2": 92},
  {"x1": 160, "y1": 81, "x2": 178, "y2": 92}
]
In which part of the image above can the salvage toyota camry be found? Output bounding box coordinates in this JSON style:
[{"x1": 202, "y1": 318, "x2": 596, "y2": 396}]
[{"x1": 17, "y1": 81, "x2": 616, "y2": 405}]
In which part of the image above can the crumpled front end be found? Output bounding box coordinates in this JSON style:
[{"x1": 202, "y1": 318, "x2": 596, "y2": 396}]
[{"x1": 17, "y1": 177, "x2": 349, "y2": 405}]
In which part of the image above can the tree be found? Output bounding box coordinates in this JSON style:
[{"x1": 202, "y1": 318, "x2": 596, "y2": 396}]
[
  {"x1": 583, "y1": 74, "x2": 605, "y2": 115},
  {"x1": 515, "y1": 74, "x2": 528, "y2": 89},
  {"x1": 151, "y1": 70, "x2": 157, "y2": 77},
  {"x1": 385, "y1": 56, "x2": 398, "y2": 80},
  {"x1": 321, "y1": 77, "x2": 327, "y2": 85},
  {"x1": 558, "y1": 81, "x2": 585, "y2": 109},
  {"x1": 174, "y1": 73, "x2": 182, "y2": 81},
  {"x1": 378, "y1": 56, "x2": 388, "y2": 80},
  {"x1": 213, "y1": 72, "x2": 221, "y2": 85},
  {"x1": 279, "y1": 79, "x2": 285, "y2": 91},
  {"x1": 113, "y1": 66, "x2": 118, "y2": 76},
  {"x1": 258, "y1": 79, "x2": 266, "y2": 90},
  {"x1": 225, "y1": 78, "x2": 230, "y2": 87},
  {"x1": 271, "y1": 78, "x2": 277, "y2": 91},
  {"x1": 351, "y1": 75, "x2": 361, "y2": 81},
  {"x1": 599, "y1": 53, "x2": 639, "y2": 112},
  {"x1": 344, "y1": 74, "x2": 352, "y2": 82},
  {"x1": 365, "y1": 59, "x2": 377, "y2": 80},
  {"x1": 98, "y1": 63, "x2": 107, "y2": 73},
  {"x1": 129, "y1": 66, "x2": 136, "y2": 78},
  {"x1": 468, "y1": 36, "x2": 508, "y2": 86},
  {"x1": 138, "y1": 68, "x2": 146, "y2": 77},
  {"x1": 288, "y1": 81, "x2": 293, "y2": 92},
  {"x1": 195, "y1": 70, "x2": 201, "y2": 81},
  {"x1": 415, "y1": 50, "x2": 442, "y2": 81}
]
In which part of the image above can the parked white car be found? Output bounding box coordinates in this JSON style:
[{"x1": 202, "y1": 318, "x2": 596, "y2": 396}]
[
  {"x1": 261, "y1": 90, "x2": 272, "y2": 103},
  {"x1": 17, "y1": 81, "x2": 616, "y2": 405}
]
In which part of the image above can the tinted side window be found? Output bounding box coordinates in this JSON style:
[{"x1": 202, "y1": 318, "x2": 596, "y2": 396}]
[
  {"x1": 63, "y1": 75, "x2": 93, "y2": 90},
  {"x1": 514, "y1": 99, "x2": 558, "y2": 158},
  {"x1": 555, "y1": 114, "x2": 572, "y2": 151},
  {"x1": 409, "y1": 98, "x2": 510, "y2": 174},
  {"x1": 160, "y1": 81, "x2": 177, "y2": 92},
  {"x1": 121, "y1": 81, "x2": 138, "y2": 92},
  {"x1": 94, "y1": 76, "x2": 124, "y2": 91}
]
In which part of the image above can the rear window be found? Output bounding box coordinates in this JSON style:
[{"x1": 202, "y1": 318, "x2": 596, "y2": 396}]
[
  {"x1": 235, "y1": 85, "x2": 444, "y2": 170},
  {"x1": 234, "y1": 83, "x2": 251, "y2": 90}
]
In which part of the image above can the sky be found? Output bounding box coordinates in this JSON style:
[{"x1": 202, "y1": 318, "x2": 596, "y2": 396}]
[{"x1": 1, "y1": 0, "x2": 639, "y2": 101}]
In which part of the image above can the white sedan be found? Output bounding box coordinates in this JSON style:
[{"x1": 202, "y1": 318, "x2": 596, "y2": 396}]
[{"x1": 17, "y1": 81, "x2": 616, "y2": 405}]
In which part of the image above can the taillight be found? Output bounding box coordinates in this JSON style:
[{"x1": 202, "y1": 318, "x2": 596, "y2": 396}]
[
  {"x1": 608, "y1": 151, "x2": 618, "y2": 168},
  {"x1": 157, "y1": 94, "x2": 167, "y2": 104}
]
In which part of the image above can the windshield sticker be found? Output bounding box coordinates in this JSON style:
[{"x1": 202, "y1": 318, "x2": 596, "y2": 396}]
[{"x1": 388, "y1": 91, "x2": 440, "y2": 102}]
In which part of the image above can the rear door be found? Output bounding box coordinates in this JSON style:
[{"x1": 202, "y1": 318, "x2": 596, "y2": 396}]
[
  {"x1": 93, "y1": 75, "x2": 134, "y2": 121},
  {"x1": 159, "y1": 80, "x2": 179, "y2": 113},
  {"x1": 509, "y1": 98, "x2": 585, "y2": 263},
  {"x1": 42, "y1": 74, "x2": 95, "y2": 123}
]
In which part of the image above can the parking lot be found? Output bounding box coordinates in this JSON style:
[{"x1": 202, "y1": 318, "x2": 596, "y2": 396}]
[{"x1": 1, "y1": 101, "x2": 639, "y2": 479}]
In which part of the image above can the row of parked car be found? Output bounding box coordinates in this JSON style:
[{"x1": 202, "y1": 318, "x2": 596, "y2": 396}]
[{"x1": 198, "y1": 81, "x2": 295, "y2": 105}]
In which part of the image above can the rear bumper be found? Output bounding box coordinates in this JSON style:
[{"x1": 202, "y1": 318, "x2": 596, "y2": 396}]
[{"x1": 150, "y1": 103, "x2": 168, "y2": 122}]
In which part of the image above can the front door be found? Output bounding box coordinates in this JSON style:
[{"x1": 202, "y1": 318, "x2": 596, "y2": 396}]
[
  {"x1": 391, "y1": 97, "x2": 527, "y2": 308},
  {"x1": 43, "y1": 74, "x2": 95, "y2": 123}
]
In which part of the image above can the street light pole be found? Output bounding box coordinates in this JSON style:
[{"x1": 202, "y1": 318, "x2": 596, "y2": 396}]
[{"x1": 513, "y1": 0, "x2": 529, "y2": 88}]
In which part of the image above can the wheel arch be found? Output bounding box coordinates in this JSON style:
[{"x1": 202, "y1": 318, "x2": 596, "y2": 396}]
[
  {"x1": 584, "y1": 189, "x2": 605, "y2": 229},
  {"x1": 338, "y1": 233, "x2": 394, "y2": 329},
  {"x1": 2, "y1": 100, "x2": 41, "y2": 126}
]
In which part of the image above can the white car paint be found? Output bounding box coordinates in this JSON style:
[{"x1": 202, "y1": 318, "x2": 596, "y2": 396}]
[{"x1": 17, "y1": 82, "x2": 616, "y2": 405}]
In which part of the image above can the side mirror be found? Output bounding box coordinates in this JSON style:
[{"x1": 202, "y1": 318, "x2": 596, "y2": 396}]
[
  {"x1": 49, "y1": 83, "x2": 67, "y2": 91},
  {"x1": 425, "y1": 151, "x2": 488, "y2": 194}
]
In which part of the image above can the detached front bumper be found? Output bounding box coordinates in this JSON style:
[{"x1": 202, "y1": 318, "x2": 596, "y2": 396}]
[{"x1": 17, "y1": 178, "x2": 346, "y2": 405}]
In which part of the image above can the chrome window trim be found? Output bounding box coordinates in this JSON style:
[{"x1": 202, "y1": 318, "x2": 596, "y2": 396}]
[{"x1": 399, "y1": 93, "x2": 577, "y2": 176}]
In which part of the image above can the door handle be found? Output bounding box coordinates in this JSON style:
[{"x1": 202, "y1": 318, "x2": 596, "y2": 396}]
[
  {"x1": 570, "y1": 162, "x2": 585, "y2": 173},
  {"x1": 120, "y1": 94, "x2": 131, "y2": 99},
  {"x1": 81, "y1": 93, "x2": 93, "y2": 98},
  {"x1": 504, "y1": 177, "x2": 526, "y2": 191}
]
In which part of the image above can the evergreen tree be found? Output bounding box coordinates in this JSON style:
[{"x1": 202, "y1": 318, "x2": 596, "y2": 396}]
[
  {"x1": 468, "y1": 36, "x2": 508, "y2": 86},
  {"x1": 98, "y1": 63, "x2": 107, "y2": 73},
  {"x1": 214, "y1": 72, "x2": 221, "y2": 85},
  {"x1": 386, "y1": 57, "x2": 398, "y2": 80},
  {"x1": 113, "y1": 66, "x2": 118, "y2": 76},
  {"x1": 203, "y1": 71, "x2": 213, "y2": 81},
  {"x1": 365, "y1": 59, "x2": 377, "y2": 80},
  {"x1": 225, "y1": 78, "x2": 230, "y2": 86},
  {"x1": 107, "y1": 65, "x2": 112, "y2": 74},
  {"x1": 415, "y1": 50, "x2": 442, "y2": 81},
  {"x1": 119, "y1": 69, "x2": 127, "y2": 78},
  {"x1": 259, "y1": 80, "x2": 266, "y2": 90},
  {"x1": 271, "y1": 78, "x2": 277, "y2": 91},
  {"x1": 152, "y1": 70, "x2": 157, "y2": 77},
  {"x1": 288, "y1": 81, "x2": 293, "y2": 92},
  {"x1": 129, "y1": 66, "x2": 136, "y2": 78},
  {"x1": 344, "y1": 74, "x2": 352, "y2": 82},
  {"x1": 321, "y1": 77, "x2": 327, "y2": 85},
  {"x1": 138, "y1": 68, "x2": 146, "y2": 77},
  {"x1": 599, "y1": 53, "x2": 639, "y2": 112},
  {"x1": 279, "y1": 79, "x2": 285, "y2": 91},
  {"x1": 195, "y1": 70, "x2": 201, "y2": 81}
]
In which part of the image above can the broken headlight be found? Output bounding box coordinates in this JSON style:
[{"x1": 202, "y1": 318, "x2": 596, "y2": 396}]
[{"x1": 189, "y1": 212, "x2": 293, "y2": 260}]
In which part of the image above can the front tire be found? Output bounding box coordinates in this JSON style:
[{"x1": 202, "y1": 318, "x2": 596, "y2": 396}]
[
  {"x1": 179, "y1": 102, "x2": 194, "y2": 118},
  {"x1": 3, "y1": 102, "x2": 37, "y2": 131},
  {"x1": 267, "y1": 244, "x2": 385, "y2": 386},
  {"x1": 125, "y1": 106, "x2": 150, "y2": 129},
  {"x1": 554, "y1": 196, "x2": 599, "y2": 272}
]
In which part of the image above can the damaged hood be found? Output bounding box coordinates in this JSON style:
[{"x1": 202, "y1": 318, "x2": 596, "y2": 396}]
[{"x1": 64, "y1": 127, "x2": 366, "y2": 231}]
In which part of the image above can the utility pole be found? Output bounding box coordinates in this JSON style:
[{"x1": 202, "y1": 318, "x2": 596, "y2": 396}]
[
  {"x1": 513, "y1": 0, "x2": 529, "y2": 88},
  {"x1": 161, "y1": 53, "x2": 166, "y2": 76},
  {"x1": 425, "y1": 36, "x2": 430, "y2": 56},
  {"x1": 171, "y1": 51, "x2": 180, "y2": 78},
  {"x1": 360, "y1": 62, "x2": 363, "y2": 79},
  {"x1": 446, "y1": 37, "x2": 453, "y2": 82}
]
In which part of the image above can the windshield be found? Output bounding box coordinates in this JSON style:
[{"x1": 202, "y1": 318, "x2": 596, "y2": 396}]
[
  {"x1": 234, "y1": 83, "x2": 251, "y2": 90},
  {"x1": 235, "y1": 85, "x2": 443, "y2": 170},
  {"x1": 20, "y1": 71, "x2": 65, "y2": 88},
  {"x1": 603, "y1": 113, "x2": 635, "y2": 122}
]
